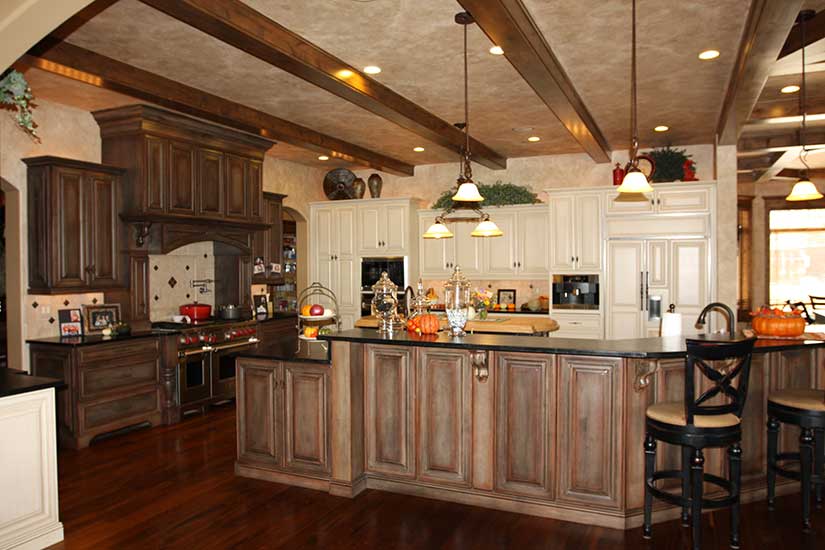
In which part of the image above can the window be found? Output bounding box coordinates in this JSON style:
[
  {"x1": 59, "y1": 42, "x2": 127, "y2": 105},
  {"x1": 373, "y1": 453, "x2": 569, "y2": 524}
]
[{"x1": 769, "y1": 208, "x2": 825, "y2": 305}]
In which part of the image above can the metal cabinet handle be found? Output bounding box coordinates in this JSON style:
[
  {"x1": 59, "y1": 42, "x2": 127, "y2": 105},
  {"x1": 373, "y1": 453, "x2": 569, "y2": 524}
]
[
  {"x1": 640, "y1": 271, "x2": 644, "y2": 311},
  {"x1": 574, "y1": 257, "x2": 578, "y2": 263},
  {"x1": 650, "y1": 199, "x2": 655, "y2": 205},
  {"x1": 517, "y1": 261, "x2": 522, "y2": 267}
]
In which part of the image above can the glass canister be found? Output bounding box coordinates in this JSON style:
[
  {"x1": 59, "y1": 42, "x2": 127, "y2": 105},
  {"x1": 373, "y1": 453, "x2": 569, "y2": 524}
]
[
  {"x1": 444, "y1": 266, "x2": 471, "y2": 337},
  {"x1": 371, "y1": 271, "x2": 401, "y2": 334}
]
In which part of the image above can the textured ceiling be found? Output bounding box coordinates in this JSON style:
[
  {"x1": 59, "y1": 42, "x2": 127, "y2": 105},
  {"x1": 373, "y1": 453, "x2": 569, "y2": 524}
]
[{"x1": 38, "y1": 0, "x2": 764, "y2": 170}]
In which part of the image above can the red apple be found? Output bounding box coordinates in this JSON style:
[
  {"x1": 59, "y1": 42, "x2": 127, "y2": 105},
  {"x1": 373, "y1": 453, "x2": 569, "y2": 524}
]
[{"x1": 309, "y1": 304, "x2": 325, "y2": 316}]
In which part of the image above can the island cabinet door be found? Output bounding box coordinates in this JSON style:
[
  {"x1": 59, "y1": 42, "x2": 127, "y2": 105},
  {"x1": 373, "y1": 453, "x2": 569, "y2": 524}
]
[
  {"x1": 283, "y1": 363, "x2": 330, "y2": 475},
  {"x1": 770, "y1": 349, "x2": 820, "y2": 453},
  {"x1": 365, "y1": 345, "x2": 416, "y2": 478},
  {"x1": 494, "y1": 352, "x2": 555, "y2": 500},
  {"x1": 557, "y1": 355, "x2": 623, "y2": 509},
  {"x1": 236, "y1": 359, "x2": 283, "y2": 467},
  {"x1": 417, "y1": 349, "x2": 472, "y2": 487}
]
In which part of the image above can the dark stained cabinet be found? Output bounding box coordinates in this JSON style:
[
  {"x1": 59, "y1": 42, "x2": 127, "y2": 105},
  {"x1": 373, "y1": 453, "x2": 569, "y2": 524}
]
[
  {"x1": 144, "y1": 136, "x2": 166, "y2": 213},
  {"x1": 252, "y1": 192, "x2": 285, "y2": 283},
  {"x1": 198, "y1": 148, "x2": 225, "y2": 218},
  {"x1": 168, "y1": 141, "x2": 196, "y2": 215},
  {"x1": 25, "y1": 157, "x2": 126, "y2": 293},
  {"x1": 225, "y1": 153, "x2": 247, "y2": 220},
  {"x1": 247, "y1": 160, "x2": 263, "y2": 221}
]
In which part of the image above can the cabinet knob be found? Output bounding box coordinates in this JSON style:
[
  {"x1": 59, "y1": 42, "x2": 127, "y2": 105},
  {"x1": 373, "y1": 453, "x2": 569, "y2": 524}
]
[{"x1": 518, "y1": 261, "x2": 522, "y2": 267}]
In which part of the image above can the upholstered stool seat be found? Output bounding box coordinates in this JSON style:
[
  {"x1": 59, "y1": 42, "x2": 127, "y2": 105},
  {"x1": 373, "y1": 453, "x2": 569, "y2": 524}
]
[
  {"x1": 768, "y1": 389, "x2": 825, "y2": 411},
  {"x1": 647, "y1": 402, "x2": 741, "y2": 428}
]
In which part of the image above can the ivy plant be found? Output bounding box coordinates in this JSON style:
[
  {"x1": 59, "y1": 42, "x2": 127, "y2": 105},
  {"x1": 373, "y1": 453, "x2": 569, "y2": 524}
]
[
  {"x1": 647, "y1": 146, "x2": 691, "y2": 182},
  {"x1": 432, "y1": 181, "x2": 540, "y2": 209},
  {"x1": 0, "y1": 69, "x2": 39, "y2": 142}
]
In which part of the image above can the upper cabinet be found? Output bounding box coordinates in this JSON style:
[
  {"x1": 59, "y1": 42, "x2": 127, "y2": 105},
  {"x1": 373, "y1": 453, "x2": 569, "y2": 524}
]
[
  {"x1": 357, "y1": 199, "x2": 415, "y2": 256},
  {"x1": 93, "y1": 105, "x2": 273, "y2": 226},
  {"x1": 549, "y1": 192, "x2": 602, "y2": 273},
  {"x1": 25, "y1": 156, "x2": 126, "y2": 294},
  {"x1": 252, "y1": 192, "x2": 286, "y2": 284},
  {"x1": 605, "y1": 185, "x2": 711, "y2": 215}
]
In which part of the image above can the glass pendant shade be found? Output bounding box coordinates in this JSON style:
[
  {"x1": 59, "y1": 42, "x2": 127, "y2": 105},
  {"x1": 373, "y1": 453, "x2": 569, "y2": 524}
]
[
  {"x1": 786, "y1": 178, "x2": 824, "y2": 201},
  {"x1": 471, "y1": 218, "x2": 503, "y2": 237},
  {"x1": 452, "y1": 181, "x2": 484, "y2": 202},
  {"x1": 617, "y1": 168, "x2": 653, "y2": 194},
  {"x1": 422, "y1": 220, "x2": 454, "y2": 239}
]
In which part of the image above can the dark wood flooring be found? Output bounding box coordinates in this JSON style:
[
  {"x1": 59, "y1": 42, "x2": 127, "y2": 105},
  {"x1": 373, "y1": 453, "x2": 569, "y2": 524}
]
[{"x1": 48, "y1": 405, "x2": 824, "y2": 549}]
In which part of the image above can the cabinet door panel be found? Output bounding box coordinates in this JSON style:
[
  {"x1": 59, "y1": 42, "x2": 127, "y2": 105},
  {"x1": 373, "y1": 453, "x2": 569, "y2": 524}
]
[
  {"x1": 284, "y1": 363, "x2": 329, "y2": 474},
  {"x1": 87, "y1": 174, "x2": 119, "y2": 286},
  {"x1": 558, "y1": 356, "x2": 622, "y2": 508},
  {"x1": 129, "y1": 255, "x2": 150, "y2": 322},
  {"x1": 575, "y1": 194, "x2": 602, "y2": 271},
  {"x1": 197, "y1": 149, "x2": 224, "y2": 217},
  {"x1": 237, "y1": 361, "x2": 282, "y2": 466},
  {"x1": 365, "y1": 346, "x2": 415, "y2": 478},
  {"x1": 419, "y1": 214, "x2": 449, "y2": 277},
  {"x1": 336, "y1": 206, "x2": 356, "y2": 258},
  {"x1": 606, "y1": 241, "x2": 643, "y2": 339},
  {"x1": 144, "y1": 136, "x2": 166, "y2": 213},
  {"x1": 336, "y1": 257, "x2": 358, "y2": 312},
  {"x1": 167, "y1": 141, "x2": 196, "y2": 215},
  {"x1": 55, "y1": 167, "x2": 87, "y2": 287},
  {"x1": 225, "y1": 154, "x2": 247, "y2": 219},
  {"x1": 247, "y1": 160, "x2": 263, "y2": 221},
  {"x1": 646, "y1": 240, "x2": 668, "y2": 288},
  {"x1": 449, "y1": 223, "x2": 482, "y2": 275},
  {"x1": 483, "y1": 211, "x2": 517, "y2": 276},
  {"x1": 358, "y1": 205, "x2": 382, "y2": 255},
  {"x1": 384, "y1": 203, "x2": 408, "y2": 253},
  {"x1": 495, "y1": 352, "x2": 554, "y2": 499},
  {"x1": 518, "y1": 208, "x2": 549, "y2": 277},
  {"x1": 657, "y1": 188, "x2": 710, "y2": 213},
  {"x1": 418, "y1": 349, "x2": 471, "y2": 486},
  {"x1": 671, "y1": 239, "x2": 709, "y2": 332},
  {"x1": 549, "y1": 196, "x2": 575, "y2": 271}
]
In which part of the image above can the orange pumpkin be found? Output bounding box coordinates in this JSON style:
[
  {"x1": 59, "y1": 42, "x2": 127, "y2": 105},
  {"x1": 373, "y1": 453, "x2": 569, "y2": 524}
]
[
  {"x1": 417, "y1": 314, "x2": 440, "y2": 334},
  {"x1": 751, "y1": 312, "x2": 806, "y2": 337}
]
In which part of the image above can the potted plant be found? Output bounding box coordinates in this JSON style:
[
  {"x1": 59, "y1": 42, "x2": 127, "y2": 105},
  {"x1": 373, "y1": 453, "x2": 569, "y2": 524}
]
[{"x1": 1, "y1": 69, "x2": 39, "y2": 142}]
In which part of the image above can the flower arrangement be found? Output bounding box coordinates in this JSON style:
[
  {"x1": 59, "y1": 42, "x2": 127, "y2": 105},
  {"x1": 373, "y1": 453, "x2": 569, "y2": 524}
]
[
  {"x1": 471, "y1": 288, "x2": 495, "y2": 320},
  {"x1": 0, "y1": 69, "x2": 39, "y2": 142}
]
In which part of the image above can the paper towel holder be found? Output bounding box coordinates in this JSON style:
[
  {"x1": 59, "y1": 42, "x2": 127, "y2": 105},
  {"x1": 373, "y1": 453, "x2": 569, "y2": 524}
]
[{"x1": 668, "y1": 304, "x2": 676, "y2": 313}]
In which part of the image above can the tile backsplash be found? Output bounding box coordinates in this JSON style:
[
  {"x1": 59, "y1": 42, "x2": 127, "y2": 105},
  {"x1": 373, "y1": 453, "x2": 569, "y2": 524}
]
[
  {"x1": 148, "y1": 242, "x2": 216, "y2": 322},
  {"x1": 26, "y1": 293, "x2": 106, "y2": 339},
  {"x1": 422, "y1": 279, "x2": 549, "y2": 307}
]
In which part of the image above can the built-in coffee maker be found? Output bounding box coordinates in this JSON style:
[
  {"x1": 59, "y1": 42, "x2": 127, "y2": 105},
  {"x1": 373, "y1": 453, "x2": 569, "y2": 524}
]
[
  {"x1": 551, "y1": 275, "x2": 599, "y2": 310},
  {"x1": 360, "y1": 257, "x2": 408, "y2": 316}
]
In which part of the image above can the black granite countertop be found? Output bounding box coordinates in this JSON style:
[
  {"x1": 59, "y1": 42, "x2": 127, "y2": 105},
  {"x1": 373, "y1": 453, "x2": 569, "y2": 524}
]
[
  {"x1": 27, "y1": 330, "x2": 168, "y2": 347},
  {"x1": 0, "y1": 368, "x2": 64, "y2": 398},
  {"x1": 238, "y1": 341, "x2": 330, "y2": 364},
  {"x1": 320, "y1": 329, "x2": 825, "y2": 359}
]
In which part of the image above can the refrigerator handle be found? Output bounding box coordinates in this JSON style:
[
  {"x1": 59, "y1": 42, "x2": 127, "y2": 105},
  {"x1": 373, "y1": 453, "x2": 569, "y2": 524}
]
[
  {"x1": 640, "y1": 271, "x2": 644, "y2": 311},
  {"x1": 645, "y1": 271, "x2": 650, "y2": 311}
]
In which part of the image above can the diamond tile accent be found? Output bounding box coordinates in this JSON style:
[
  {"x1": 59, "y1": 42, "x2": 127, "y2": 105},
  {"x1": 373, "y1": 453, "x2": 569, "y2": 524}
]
[
  {"x1": 168, "y1": 277, "x2": 177, "y2": 288},
  {"x1": 186, "y1": 294, "x2": 190, "y2": 299},
  {"x1": 63, "y1": 300, "x2": 70, "y2": 306},
  {"x1": 32, "y1": 301, "x2": 39, "y2": 309},
  {"x1": 92, "y1": 298, "x2": 98, "y2": 304},
  {"x1": 153, "y1": 265, "x2": 159, "y2": 271},
  {"x1": 185, "y1": 265, "x2": 190, "y2": 271},
  {"x1": 48, "y1": 317, "x2": 55, "y2": 324},
  {"x1": 154, "y1": 295, "x2": 159, "y2": 301}
]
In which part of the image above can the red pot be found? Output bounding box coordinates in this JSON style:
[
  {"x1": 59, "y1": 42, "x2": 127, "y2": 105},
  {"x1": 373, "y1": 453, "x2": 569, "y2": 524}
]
[{"x1": 179, "y1": 303, "x2": 212, "y2": 320}]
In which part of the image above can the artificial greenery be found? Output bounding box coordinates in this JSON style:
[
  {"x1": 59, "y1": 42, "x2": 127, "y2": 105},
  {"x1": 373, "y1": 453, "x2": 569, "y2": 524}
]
[
  {"x1": 0, "y1": 69, "x2": 39, "y2": 142},
  {"x1": 432, "y1": 180, "x2": 540, "y2": 209},
  {"x1": 648, "y1": 146, "x2": 691, "y2": 182}
]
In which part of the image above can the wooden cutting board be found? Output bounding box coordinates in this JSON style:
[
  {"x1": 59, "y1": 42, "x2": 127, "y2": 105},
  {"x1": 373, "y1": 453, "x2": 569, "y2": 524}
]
[
  {"x1": 741, "y1": 329, "x2": 825, "y2": 341},
  {"x1": 355, "y1": 315, "x2": 559, "y2": 335}
]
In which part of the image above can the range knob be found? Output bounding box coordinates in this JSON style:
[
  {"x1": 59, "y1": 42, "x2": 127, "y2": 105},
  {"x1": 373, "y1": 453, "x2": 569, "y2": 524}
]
[{"x1": 179, "y1": 336, "x2": 187, "y2": 345}]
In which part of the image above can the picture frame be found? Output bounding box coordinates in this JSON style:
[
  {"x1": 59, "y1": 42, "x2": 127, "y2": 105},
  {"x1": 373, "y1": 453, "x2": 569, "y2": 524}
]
[
  {"x1": 58, "y1": 308, "x2": 83, "y2": 337},
  {"x1": 269, "y1": 262, "x2": 281, "y2": 274},
  {"x1": 82, "y1": 304, "x2": 121, "y2": 334},
  {"x1": 497, "y1": 289, "x2": 516, "y2": 307},
  {"x1": 253, "y1": 256, "x2": 266, "y2": 275}
]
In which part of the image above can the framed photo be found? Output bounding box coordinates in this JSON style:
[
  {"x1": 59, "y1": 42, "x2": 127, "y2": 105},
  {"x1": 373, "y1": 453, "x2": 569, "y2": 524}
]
[
  {"x1": 269, "y1": 262, "x2": 282, "y2": 274},
  {"x1": 82, "y1": 304, "x2": 121, "y2": 334},
  {"x1": 497, "y1": 289, "x2": 516, "y2": 307},
  {"x1": 253, "y1": 256, "x2": 266, "y2": 275},
  {"x1": 253, "y1": 294, "x2": 268, "y2": 311},
  {"x1": 58, "y1": 308, "x2": 83, "y2": 337}
]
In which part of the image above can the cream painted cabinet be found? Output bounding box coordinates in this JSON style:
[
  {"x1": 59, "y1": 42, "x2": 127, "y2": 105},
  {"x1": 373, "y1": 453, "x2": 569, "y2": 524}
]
[
  {"x1": 606, "y1": 184, "x2": 712, "y2": 215},
  {"x1": 549, "y1": 193, "x2": 602, "y2": 273},
  {"x1": 310, "y1": 203, "x2": 358, "y2": 328},
  {"x1": 517, "y1": 207, "x2": 550, "y2": 277},
  {"x1": 483, "y1": 211, "x2": 517, "y2": 276},
  {"x1": 419, "y1": 213, "x2": 451, "y2": 278},
  {"x1": 418, "y1": 213, "x2": 482, "y2": 278},
  {"x1": 606, "y1": 240, "x2": 644, "y2": 339},
  {"x1": 357, "y1": 200, "x2": 411, "y2": 256}
]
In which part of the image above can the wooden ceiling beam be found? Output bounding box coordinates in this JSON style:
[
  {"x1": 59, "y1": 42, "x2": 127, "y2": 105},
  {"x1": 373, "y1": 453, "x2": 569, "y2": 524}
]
[
  {"x1": 750, "y1": 96, "x2": 825, "y2": 119},
  {"x1": 778, "y1": 9, "x2": 825, "y2": 59},
  {"x1": 755, "y1": 149, "x2": 800, "y2": 182},
  {"x1": 716, "y1": 0, "x2": 802, "y2": 145},
  {"x1": 738, "y1": 128, "x2": 825, "y2": 153},
  {"x1": 23, "y1": 40, "x2": 415, "y2": 176},
  {"x1": 456, "y1": 0, "x2": 610, "y2": 163},
  {"x1": 138, "y1": 0, "x2": 507, "y2": 170}
]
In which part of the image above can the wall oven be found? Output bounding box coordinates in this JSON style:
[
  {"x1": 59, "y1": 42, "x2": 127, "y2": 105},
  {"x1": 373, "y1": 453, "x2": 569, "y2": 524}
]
[
  {"x1": 361, "y1": 257, "x2": 408, "y2": 316},
  {"x1": 551, "y1": 275, "x2": 600, "y2": 310}
]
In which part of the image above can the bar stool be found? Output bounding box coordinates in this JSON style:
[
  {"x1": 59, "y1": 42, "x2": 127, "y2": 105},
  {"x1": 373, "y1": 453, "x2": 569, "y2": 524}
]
[
  {"x1": 643, "y1": 337, "x2": 756, "y2": 550},
  {"x1": 766, "y1": 386, "x2": 825, "y2": 531}
]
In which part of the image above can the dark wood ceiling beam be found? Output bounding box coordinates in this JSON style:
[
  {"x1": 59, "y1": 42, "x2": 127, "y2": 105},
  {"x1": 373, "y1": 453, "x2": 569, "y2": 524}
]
[
  {"x1": 23, "y1": 40, "x2": 414, "y2": 176},
  {"x1": 737, "y1": 151, "x2": 783, "y2": 170},
  {"x1": 750, "y1": 95, "x2": 825, "y2": 119},
  {"x1": 456, "y1": 0, "x2": 610, "y2": 163},
  {"x1": 778, "y1": 9, "x2": 825, "y2": 58},
  {"x1": 137, "y1": 0, "x2": 507, "y2": 170},
  {"x1": 777, "y1": 167, "x2": 825, "y2": 178},
  {"x1": 716, "y1": 0, "x2": 802, "y2": 145},
  {"x1": 738, "y1": 128, "x2": 825, "y2": 153}
]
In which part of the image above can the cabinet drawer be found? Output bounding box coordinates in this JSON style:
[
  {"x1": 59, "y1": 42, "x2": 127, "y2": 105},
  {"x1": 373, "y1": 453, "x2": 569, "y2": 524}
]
[
  {"x1": 605, "y1": 192, "x2": 654, "y2": 214},
  {"x1": 80, "y1": 389, "x2": 160, "y2": 430},
  {"x1": 551, "y1": 313, "x2": 603, "y2": 339},
  {"x1": 80, "y1": 360, "x2": 159, "y2": 399},
  {"x1": 77, "y1": 338, "x2": 160, "y2": 364},
  {"x1": 656, "y1": 188, "x2": 710, "y2": 213}
]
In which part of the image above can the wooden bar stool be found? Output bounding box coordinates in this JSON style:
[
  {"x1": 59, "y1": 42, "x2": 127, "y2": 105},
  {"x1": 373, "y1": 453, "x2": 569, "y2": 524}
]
[
  {"x1": 766, "y1": 386, "x2": 825, "y2": 531},
  {"x1": 643, "y1": 337, "x2": 756, "y2": 550}
]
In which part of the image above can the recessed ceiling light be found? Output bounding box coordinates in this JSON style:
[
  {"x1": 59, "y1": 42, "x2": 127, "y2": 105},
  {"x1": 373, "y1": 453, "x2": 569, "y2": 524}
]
[
  {"x1": 654, "y1": 125, "x2": 669, "y2": 132},
  {"x1": 527, "y1": 136, "x2": 541, "y2": 142},
  {"x1": 363, "y1": 65, "x2": 381, "y2": 74},
  {"x1": 489, "y1": 45, "x2": 504, "y2": 55},
  {"x1": 413, "y1": 146, "x2": 425, "y2": 152},
  {"x1": 336, "y1": 69, "x2": 354, "y2": 78},
  {"x1": 698, "y1": 49, "x2": 720, "y2": 60},
  {"x1": 781, "y1": 85, "x2": 800, "y2": 94},
  {"x1": 318, "y1": 155, "x2": 329, "y2": 161}
]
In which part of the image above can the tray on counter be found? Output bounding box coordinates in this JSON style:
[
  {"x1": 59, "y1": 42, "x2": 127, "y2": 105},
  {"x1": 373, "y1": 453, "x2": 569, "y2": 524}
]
[{"x1": 742, "y1": 329, "x2": 825, "y2": 341}]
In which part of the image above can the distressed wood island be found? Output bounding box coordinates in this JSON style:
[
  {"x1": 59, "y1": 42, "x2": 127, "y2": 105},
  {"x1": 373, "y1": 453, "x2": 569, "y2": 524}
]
[{"x1": 234, "y1": 330, "x2": 825, "y2": 529}]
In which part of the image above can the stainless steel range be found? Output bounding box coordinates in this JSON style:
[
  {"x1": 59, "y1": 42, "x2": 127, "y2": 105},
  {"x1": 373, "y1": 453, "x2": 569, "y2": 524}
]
[{"x1": 154, "y1": 319, "x2": 260, "y2": 414}]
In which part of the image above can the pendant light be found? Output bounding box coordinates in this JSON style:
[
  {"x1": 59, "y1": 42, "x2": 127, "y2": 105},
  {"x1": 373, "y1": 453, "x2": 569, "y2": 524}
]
[
  {"x1": 422, "y1": 12, "x2": 502, "y2": 239},
  {"x1": 787, "y1": 10, "x2": 824, "y2": 202},
  {"x1": 616, "y1": 0, "x2": 653, "y2": 196}
]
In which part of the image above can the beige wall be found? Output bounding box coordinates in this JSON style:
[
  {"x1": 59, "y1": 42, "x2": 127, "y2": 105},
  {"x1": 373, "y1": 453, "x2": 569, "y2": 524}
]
[{"x1": 715, "y1": 144, "x2": 739, "y2": 320}]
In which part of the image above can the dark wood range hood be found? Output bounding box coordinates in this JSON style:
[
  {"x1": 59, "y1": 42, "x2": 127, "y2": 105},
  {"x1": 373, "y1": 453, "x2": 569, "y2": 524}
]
[{"x1": 92, "y1": 105, "x2": 279, "y2": 326}]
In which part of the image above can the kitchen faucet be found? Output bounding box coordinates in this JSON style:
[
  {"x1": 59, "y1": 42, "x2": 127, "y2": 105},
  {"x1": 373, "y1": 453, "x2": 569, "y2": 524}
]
[{"x1": 695, "y1": 302, "x2": 735, "y2": 335}]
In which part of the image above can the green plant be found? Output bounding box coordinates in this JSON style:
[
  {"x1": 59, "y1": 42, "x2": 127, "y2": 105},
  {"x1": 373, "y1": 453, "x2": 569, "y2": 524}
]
[
  {"x1": 647, "y1": 146, "x2": 691, "y2": 182},
  {"x1": 0, "y1": 69, "x2": 39, "y2": 142},
  {"x1": 432, "y1": 181, "x2": 540, "y2": 209}
]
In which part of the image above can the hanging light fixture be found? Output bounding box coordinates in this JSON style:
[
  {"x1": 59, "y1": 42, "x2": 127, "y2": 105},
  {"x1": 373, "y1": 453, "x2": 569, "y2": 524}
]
[
  {"x1": 422, "y1": 11, "x2": 502, "y2": 239},
  {"x1": 787, "y1": 10, "x2": 824, "y2": 202},
  {"x1": 616, "y1": 0, "x2": 653, "y2": 198}
]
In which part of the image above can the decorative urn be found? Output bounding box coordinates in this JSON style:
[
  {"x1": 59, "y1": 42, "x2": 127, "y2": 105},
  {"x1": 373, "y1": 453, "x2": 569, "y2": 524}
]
[
  {"x1": 371, "y1": 271, "x2": 403, "y2": 333},
  {"x1": 444, "y1": 266, "x2": 471, "y2": 337}
]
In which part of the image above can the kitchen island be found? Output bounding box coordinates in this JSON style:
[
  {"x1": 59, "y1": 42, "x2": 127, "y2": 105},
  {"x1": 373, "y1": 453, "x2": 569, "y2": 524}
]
[{"x1": 235, "y1": 329, "x2": 825, "y2": 529}]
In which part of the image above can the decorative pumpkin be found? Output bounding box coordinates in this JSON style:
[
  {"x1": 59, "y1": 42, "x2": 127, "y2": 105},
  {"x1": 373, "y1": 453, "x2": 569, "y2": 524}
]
[
  {"x1": 417, "y1": 314, "x2": 440, "y2": 335},
  {"x1": 751, "y1": 307, "x2": 806, "y2": 337}
]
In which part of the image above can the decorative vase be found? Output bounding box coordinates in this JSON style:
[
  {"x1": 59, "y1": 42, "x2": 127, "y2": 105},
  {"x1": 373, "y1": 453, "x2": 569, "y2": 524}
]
[
  {"x1": 368, "y1": 173, "x2": 383, "y2": 198},
  {"x1": 478, "y1": 308, "x2": 488, "y2": 320},
  {"x1": 612, "y1": 163, "x2": 625, "y2": 186},
  {"x1": 352, "y1": 177, "x2": 366, "y2": 198}
]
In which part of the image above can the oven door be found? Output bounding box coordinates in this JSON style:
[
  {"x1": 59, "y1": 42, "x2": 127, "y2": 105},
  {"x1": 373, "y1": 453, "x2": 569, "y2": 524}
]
[
  {"x1": 178, "y1": 348, "x2": 211, "y2": 405},
  {"x1": 211, "y1": 339, "x2": 259, "y2": 401}
]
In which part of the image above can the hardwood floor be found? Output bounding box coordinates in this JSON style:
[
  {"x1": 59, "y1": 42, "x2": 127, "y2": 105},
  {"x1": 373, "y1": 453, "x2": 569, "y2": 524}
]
[{"x1": 49, "y1": 405, "x2": 824, "y2": 550}]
